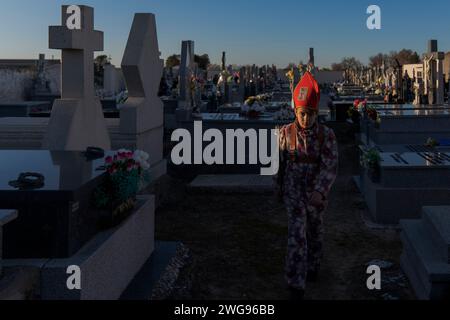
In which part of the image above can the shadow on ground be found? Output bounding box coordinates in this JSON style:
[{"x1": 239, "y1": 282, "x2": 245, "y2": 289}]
[{"x1": 155, "y1": 122, "x2": 415, "y2": 300}]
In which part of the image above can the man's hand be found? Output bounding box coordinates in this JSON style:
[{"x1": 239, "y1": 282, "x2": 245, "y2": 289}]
[{"x1": 310, "y1": 191, "x2": 326, "y2": 208}]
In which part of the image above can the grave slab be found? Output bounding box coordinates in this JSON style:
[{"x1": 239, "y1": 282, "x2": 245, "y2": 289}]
[
  {"x1": 0, "y1": 102, "x2": 51, "y2": 118},
  {"x1": 400, "y1": 207, "x2": 450, "y2": 300},
  {"x1": 364, "y1": 107, "x2": 450, "y2": 145},
  {"x1": 2, "y1": 195, "x2": 154, "y2": 300},
  {"x1": 0, "y1": 150, "x2": 109, "y2": 258},
  {"x1": 361, "y1": 152, "x2": 450, "y2": 224}
]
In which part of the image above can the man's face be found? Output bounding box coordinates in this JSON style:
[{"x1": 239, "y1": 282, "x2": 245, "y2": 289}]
[{"x1": 296, "y1": 108, "x2": 318, "y2": 129}]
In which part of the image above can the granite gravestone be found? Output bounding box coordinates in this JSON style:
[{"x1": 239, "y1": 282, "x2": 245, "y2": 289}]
[
  {"x1": 178, "y1": 41, "x2": 195, "y2": 113},
  {"x1": 361, "y1": 152, "x2": 450, "y2": 224},
  {"x1": 0, "y1": 150, "x2": 108, "y2": 258},
  {"x1": 401, "y1": 206, "x2": 450, "y2": 300},
  {"x1": 43, "y1": 5, "x2": 111, "y2": 151},
  {"x1": 366, "y1": 108, "x2": 450, "y2": 145}
]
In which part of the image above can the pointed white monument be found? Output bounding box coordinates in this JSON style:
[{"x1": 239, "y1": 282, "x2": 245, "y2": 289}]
[
  {"x1": 120, "y1": 13, "x2": 165, "y2": 175},
  {"x1": 43, "y1": 5, "x2": 111, "y2": 150}
]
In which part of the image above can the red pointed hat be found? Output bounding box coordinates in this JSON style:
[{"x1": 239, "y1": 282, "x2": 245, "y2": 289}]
[{"x1": 293, "y1": 71, "x2": 320, "y2": 111}]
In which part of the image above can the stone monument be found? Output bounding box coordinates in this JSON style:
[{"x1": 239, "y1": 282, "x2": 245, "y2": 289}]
[
  {"x1": 176, "y1": 40, "x2": 195, "y2": 120},
  {"x1": 119, "y1": 13, "x2": 166, "y2": 176},
  {"x1": 43, "y1": 5, "x2": 111, "y2": 151},
  {"x1": 424, "y1": 40, "x2": 445, "y2": 105}
]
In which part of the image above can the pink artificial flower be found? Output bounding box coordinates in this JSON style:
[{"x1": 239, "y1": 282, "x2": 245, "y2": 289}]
[
  {"x1": 362, "y1": 99, "x2": 368, "y2": 107},
  {"x1": 105, "y1": 156, "x2": 113, "y2": 164}
]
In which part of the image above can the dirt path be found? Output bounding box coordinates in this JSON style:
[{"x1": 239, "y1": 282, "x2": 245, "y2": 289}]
[{"x1": 155, "y1": 123, "x2": 415, "y2": 300}]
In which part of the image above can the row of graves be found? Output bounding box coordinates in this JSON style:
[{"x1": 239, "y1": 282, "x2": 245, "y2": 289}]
[
  {"x1": 0, "y1": 6, "x2": 171, "y2": 300},
  {"x1": 354, "y1": 64, "x2": 450, "y2": 299},
  {"x1": 0, "y1": 53, "x2": 127, "y2": 119},
  {"x1": 167, "y1": 44, "x2": 332, "y2": 177},
  {"x1": 332, "y1": 40, "x2": 448, "y2": 123}
]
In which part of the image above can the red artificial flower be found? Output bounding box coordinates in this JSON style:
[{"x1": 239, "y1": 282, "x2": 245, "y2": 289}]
[
  {"x1": 353, "y1": 99, "x2": 360, "y2": 108},
  {"x1": 105, "y1": 156, "x2": 113, "y2": 164}
]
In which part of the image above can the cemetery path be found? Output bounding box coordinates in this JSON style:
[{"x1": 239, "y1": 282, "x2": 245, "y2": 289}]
[{"x1": 154, "y1": 123, "x2": 415, "y2": 300}]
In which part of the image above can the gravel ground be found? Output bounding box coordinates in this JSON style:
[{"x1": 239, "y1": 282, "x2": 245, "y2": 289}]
[{"x1": 155, "y1": 122, "x2": 415, "y2": 300}]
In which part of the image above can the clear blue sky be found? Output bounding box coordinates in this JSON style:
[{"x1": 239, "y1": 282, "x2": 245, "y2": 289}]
[{"x1": 0, "y1": 0, "x2": 449, "y2": 68}]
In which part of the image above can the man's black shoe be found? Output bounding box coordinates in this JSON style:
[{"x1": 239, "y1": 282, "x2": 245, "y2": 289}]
[{"x1": 289, "y1": 288, "x2": 305, "y2": 300}]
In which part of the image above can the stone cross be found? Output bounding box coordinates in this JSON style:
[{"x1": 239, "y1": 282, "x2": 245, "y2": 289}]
[
  {"x1": 43, "y1": 5, "x2": 110, "y2": 150},
  {"x1": 51, "y1": 5, "x2": 103, "y2": 99},
  {"x1": 120, "y1": 13, "x2": 165, "y2": 169},
  {"x1": 424, "y1": 40, "x2": 445, "y2": 105}
]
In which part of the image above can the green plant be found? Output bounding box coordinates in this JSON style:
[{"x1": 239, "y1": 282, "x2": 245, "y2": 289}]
[
  {"x1": 362, "y1": 148, "x2": 381, "y2": 169},
  {"x1": 93, "y1": 150, "x2": 150, "y2": 210},
  {"x1": 426, "y1": 138, "x2": 439, "y2": 148}
]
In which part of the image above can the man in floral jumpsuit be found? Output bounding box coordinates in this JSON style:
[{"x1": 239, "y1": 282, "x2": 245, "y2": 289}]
[{"x1": 276, "y1": 72, "x2": 339, "y2": 299}]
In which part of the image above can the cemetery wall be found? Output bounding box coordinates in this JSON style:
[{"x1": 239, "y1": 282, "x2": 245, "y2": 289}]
[
  {"x1": 315, "y1": 71, "x2": 344, "y2": 84},
  {"x1": 0, "y1": 67, "x2": 35, "y2": 102},
  {"x1": 43, "y1": 64, "x2": 61, "y2": 95},
  {"x1": 0, "y1": 65, "x2": 61, "y2": 102},
  {"x1": 403, "y1": 64, "x2": 423, "y2": 79}
]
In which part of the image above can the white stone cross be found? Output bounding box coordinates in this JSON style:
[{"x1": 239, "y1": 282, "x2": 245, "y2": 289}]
[
  {"x1": 43, "y1": 5, "x2": 110, "y2": 151},
  {"x1": 49, "y1": 5, "x2": 103, "y2": 98}
]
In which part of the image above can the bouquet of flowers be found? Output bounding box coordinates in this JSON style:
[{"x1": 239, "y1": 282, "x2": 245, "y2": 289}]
[
  {"x1": 286, "y1": 68, "x2": 295, "y2": 93},
  {"x1": 256, "y1": 93, "x2": 272, "y2": 102},
  {"x1": 426, "y1": 138, "x2": 439, "y2": 148},
  {"x1": 348, "y1": 99, "x2": 367, "y2": 120},
  {"x1": 93, "y1": 149, "x2": 150, "y2": 226}
]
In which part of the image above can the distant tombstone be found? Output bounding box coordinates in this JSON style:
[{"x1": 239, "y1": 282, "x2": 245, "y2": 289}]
[
  {"x1": 178, "y1": 40, "x2": 195, "y2": 110},
  {"x1": 103, "y1": 64, "x2": 119, "y2": 97},
  {"x1": 120, "y1": 13, "x2": 165, "y2": 171},
  {"x1": 239, "y1": 67, "x2": 246, "y2": 101},
  {"x1": 34, "y1": 54, "x2": 51, "y2": 95},
  {"x1": 221, "y1": 52, "x2": 226, "y2": 71},
  {"x1": 424, "y1": 40, "x2": 445, "y2": 105},
  {"x1": 255, "y1": 66, "x2": 260, "y2": 94},
  {"x1": 43, "y1": 5, "x2": 111, "y2": 151}
]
